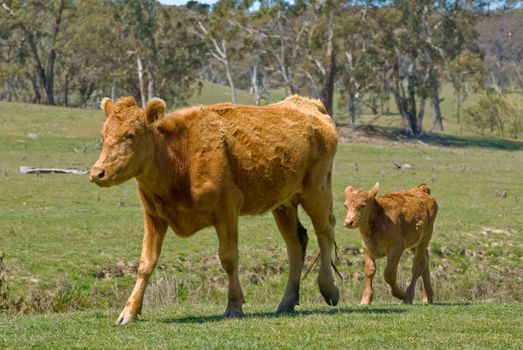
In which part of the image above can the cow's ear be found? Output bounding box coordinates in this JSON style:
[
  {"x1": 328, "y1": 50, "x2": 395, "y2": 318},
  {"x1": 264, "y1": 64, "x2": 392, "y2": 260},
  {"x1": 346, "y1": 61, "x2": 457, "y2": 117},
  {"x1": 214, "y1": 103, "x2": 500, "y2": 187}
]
[
  {"x1": 100, "y1": 98, "x2": 113, "y2": 118},
  {"x1": 145, "y1": 98, "x2": 166, "y2": 124},
  {"x1": 344, "y1": 186, "x2": 353, "y2": 196},
  {"x1": 369, "y1": 182, "x2": 379, "y2": 199}
]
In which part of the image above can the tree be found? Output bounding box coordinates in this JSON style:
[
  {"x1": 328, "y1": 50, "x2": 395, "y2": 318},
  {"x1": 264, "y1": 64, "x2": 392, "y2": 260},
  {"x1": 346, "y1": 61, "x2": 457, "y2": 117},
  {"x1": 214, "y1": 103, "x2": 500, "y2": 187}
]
[
  {"x1": 338, "y1": 5, "x2": 381, "y2": 127},
  {"x1": 448, "y1": 50, "x2": 484, "y2": 125},
  {"x1": 1, "y1": 0, "x2": 70, "y2": 105},
  {"x1": 196, "y1": 0, "x2": 251, "y2": 103}
]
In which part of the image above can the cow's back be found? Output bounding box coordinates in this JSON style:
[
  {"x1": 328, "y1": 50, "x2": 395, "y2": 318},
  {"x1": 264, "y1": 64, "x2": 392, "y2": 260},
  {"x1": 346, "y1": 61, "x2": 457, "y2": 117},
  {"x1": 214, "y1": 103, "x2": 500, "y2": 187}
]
[{"x1": 161, "y1": 97, "x2": 336, "y2": 215}]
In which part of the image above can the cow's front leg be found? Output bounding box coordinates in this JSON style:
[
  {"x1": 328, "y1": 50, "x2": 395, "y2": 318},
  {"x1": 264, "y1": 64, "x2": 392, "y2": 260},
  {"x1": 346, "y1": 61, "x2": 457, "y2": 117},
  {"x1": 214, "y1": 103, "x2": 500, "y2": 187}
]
[
  {"x1": 215, "y1": 216, "x2": 244, "y2": 318},
  {"x1": 117, "y1": 213, "x2": 167, "y2": 325}
]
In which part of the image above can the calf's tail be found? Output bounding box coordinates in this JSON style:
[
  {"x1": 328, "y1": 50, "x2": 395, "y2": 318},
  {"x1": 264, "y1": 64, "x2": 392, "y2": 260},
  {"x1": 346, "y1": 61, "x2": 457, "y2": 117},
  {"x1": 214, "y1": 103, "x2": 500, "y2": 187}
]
[{"x1": 417, "y1": 183, "x2": 431, "y2": 194}]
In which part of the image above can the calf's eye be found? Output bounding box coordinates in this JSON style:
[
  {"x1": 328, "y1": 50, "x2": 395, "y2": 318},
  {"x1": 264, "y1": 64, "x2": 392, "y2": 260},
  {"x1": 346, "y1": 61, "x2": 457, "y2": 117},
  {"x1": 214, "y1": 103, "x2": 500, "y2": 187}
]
[{"x1": 126, "y1": 133, "x2": 136, "y2": 140}]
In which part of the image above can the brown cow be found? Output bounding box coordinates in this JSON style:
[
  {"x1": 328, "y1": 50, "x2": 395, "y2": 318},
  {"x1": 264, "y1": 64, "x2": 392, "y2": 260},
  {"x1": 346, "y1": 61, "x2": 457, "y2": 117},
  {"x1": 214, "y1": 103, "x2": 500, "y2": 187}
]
[
  {"x1": 90, "y1": 95, "x2": 339, "y2": 324},
  {"x1": 343, "y1": 183, "x2": 438, "y2": 305}
]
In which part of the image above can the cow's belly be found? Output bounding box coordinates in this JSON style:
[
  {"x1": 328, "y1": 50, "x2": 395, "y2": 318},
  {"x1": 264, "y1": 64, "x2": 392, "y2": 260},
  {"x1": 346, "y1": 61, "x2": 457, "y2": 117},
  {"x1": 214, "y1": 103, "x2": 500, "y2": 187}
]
[{"x1": 232, "y1": 161, "x2": 305, "y2": 215}]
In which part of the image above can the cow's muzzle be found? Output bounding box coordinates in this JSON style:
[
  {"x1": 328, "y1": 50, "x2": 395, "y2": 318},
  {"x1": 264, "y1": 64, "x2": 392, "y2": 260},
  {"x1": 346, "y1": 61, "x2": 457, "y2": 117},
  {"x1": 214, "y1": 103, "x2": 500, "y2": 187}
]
[{"x1": 89, "y1": 167, "x2": 106, "y2": 184}]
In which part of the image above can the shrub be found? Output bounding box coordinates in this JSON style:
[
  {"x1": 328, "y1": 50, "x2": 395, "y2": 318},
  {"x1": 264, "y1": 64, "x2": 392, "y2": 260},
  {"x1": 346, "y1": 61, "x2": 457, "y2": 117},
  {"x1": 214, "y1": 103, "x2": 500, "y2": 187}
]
[{"x1": 464, "y1": 91, "x2": 522, "y2": 138}]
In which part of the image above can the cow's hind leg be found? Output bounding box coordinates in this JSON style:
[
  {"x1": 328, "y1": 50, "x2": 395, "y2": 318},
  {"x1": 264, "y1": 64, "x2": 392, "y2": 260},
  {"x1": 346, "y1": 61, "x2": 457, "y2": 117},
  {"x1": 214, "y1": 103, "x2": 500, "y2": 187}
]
[
  {"x1": 117, "y1": 214, "x2": 167, "y2": 325},
  {"x1": 272, "y1": 204, "x2": 308, "y2": 314},
  {"x1": 300, "y1": 185, "x2": 339, "y2": 306},
  {"x1": 215, "y1": 214, "x2": 244, "y2": 318}
]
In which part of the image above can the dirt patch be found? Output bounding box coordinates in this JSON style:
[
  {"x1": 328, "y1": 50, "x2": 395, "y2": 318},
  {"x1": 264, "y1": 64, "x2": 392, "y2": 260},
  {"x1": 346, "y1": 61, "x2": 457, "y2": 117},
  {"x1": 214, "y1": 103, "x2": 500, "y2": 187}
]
[{"x1": 94, "y1": 261, "x2": 138, "y2": 279}]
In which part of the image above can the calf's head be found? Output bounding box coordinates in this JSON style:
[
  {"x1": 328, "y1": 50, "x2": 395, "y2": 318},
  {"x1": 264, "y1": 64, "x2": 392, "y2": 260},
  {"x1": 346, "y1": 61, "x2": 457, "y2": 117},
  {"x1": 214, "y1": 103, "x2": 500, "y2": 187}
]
[
  {"x1": 90, "y1": 96, "x2": 166, "y2": 187},
  {"x1": 343, "y1": 183, "x2": 379, "y2": 228}
]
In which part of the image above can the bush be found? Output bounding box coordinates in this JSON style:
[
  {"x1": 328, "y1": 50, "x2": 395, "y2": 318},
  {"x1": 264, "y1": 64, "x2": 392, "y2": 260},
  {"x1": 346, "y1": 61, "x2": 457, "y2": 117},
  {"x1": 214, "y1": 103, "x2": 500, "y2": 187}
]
[{"x1": 464, "y1": 91, "x2": 523, "y2": 139}]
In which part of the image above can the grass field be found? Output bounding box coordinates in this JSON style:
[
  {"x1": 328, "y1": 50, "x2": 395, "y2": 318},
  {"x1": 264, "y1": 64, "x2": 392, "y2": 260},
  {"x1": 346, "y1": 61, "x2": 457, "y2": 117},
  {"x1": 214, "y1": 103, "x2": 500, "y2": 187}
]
[
  {"x1": 1, "y1": 303, "x2": 522, "y2": 349},
  {"x1": 1, "y1": 93, "x2": 522, "y2": 348}
]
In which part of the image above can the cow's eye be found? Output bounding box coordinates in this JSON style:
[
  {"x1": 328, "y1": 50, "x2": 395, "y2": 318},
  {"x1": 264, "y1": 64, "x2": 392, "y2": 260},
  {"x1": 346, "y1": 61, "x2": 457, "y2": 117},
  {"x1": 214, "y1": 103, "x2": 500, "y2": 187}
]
[
  {"x1": 360, "y1": 204, "x2": 366, "y2": 209},
  {"x1": 126, "y1": 132, "x2": 135, "y2": 140}
]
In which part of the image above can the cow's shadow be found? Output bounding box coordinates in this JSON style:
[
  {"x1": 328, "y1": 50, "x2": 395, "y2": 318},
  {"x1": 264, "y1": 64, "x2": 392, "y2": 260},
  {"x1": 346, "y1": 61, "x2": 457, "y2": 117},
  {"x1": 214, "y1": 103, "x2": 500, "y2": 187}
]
[{"x1": 158, "y1": 306, "x2": 407, "y2": 324}]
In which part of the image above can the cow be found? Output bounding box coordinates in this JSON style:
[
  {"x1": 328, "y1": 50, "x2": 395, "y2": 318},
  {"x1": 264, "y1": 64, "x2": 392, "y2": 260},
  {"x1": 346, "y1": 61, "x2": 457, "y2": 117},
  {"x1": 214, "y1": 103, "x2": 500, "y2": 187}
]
[
  {"x1": 343, "y1": 183, "x2": 438, "y2": 305},
  {"x1": 89, "y1": 95, "x2": 340, "y2": 324}
]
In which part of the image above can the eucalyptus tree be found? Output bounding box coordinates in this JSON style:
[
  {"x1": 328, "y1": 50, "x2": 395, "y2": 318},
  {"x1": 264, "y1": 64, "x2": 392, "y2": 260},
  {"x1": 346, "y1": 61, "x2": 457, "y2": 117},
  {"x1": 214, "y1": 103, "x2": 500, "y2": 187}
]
[{"x1": 0, "y1": 0, "x2": 71, "y2": 105}]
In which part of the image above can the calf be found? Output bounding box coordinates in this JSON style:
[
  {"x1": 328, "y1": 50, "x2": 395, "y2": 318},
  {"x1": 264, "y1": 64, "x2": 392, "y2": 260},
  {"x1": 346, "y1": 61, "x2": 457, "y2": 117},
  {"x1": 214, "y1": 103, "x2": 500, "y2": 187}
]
[{"x1": 343, "y1": 183, "x2": 438, "y2": 305}]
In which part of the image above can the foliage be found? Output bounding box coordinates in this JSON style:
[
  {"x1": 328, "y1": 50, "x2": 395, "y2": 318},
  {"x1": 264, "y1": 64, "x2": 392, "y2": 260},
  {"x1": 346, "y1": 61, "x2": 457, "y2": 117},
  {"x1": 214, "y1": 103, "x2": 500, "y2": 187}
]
[
  {"x1": 464, "y1": 91, "x2": 523, "y2": 138},
  {"x1": 0, "y1": 1, "x2": 521, "y2": 132}
]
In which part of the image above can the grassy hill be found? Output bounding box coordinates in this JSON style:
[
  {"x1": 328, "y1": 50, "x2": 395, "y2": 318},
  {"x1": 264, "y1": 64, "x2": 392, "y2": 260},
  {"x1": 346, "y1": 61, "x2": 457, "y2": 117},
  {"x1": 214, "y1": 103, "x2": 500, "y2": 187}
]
[{"x1": 1, "y1": 97, "x2": 522, "y2": 347}]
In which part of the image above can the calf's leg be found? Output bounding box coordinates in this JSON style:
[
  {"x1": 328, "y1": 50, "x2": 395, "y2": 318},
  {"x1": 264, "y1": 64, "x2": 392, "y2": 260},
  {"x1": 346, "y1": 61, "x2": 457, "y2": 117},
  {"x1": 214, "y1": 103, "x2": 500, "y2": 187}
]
[
  {"x1": 360, "y1": 250, "x2": 376, "y2": 305},
  {"x1": 215, "y1": 215, "x2": 244, "y2": 318},
  {"x1": 273, "y1": 204, "x2": 307, "y2": 314},
  {"x1": 117, "y1": 213, "x2": 167, "y2": 325},
  {"x1": 405, "y1": 237, "x2": 432, "y2": 304},
  {"x1": 384, "y1": 243, "x2": 406, "y2": 301},
  {"x1": 421, "y1": 249, "x2": 434, "y2": 304}
]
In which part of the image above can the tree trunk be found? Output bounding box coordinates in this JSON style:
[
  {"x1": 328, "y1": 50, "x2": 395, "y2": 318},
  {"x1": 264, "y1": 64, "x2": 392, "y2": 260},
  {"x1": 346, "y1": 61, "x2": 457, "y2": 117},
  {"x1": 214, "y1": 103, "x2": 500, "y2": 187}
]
[
  {"x1": 63, "y1": 72, "x2": 69, "y2": 107},
  {"x1": 431, "y1": 96, "x2": 444, "y2": 131},
  {"x1": 27, "y1": 72, "x2": 41, "y2": 104},
  {"x1": 146, "y1": 59, "x2": 156, "y2": 101},
  {"x1": 136, "y1": 55, "x2": 146, "y2": 108},
  {"x1": 320, "y1": 10, "x2": 335, "y2": 118},
  {"x1": 224, "y1": 58, "x2": 237, "y2": 104},
  {"x1": 348, "y1": 90, "x2": 358, "y2": 128},
  {"x1": 407, "y1": 62, "x2": 419, "y2": 134},
  {"x1": 417, "y1": 98, "x2": 426, "y2": 132},
  {"x1": 320, "y1": 52, "x2": 336, "y2": 117},
  {"x1": 251, "y1": 63, "x2": 261, "y2": 106},
  {"x1": 456, "y1": 90, "x2": 462, "y2": 125}
]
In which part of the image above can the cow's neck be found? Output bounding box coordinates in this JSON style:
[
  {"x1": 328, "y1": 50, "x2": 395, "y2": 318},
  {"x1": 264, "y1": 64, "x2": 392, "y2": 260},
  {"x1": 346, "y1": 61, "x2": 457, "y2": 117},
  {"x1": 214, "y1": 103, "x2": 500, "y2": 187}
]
[{"x1": 136, "y1": 129, "x2": 190, "y2": 203}]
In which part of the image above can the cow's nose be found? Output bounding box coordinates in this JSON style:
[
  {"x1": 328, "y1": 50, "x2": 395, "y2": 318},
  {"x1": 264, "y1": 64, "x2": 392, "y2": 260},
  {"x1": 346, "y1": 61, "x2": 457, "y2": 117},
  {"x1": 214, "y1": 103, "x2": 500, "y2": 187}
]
[
  {"x1": 89, "y1": 167, "x2": 105, "y2": 182},
  {"x1": 344, "y1": 220, "x2": 353, "y2": 228}
]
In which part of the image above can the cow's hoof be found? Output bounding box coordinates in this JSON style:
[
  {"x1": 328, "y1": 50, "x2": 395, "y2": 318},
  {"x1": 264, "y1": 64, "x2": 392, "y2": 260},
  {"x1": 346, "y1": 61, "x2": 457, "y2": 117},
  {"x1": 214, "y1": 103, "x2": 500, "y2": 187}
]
[
  {"x1": 275, "y1": 305, "x2": 297, "y2": 316},
  {"x1": 321, "y1": 286, "x2": 339, "y2": 306},
  {"x1": 116, "y1": 315, "x2": 137, "y2": 325},
  {"x1": 223, "y1": 310, "x2": 244, "y2": 318}
]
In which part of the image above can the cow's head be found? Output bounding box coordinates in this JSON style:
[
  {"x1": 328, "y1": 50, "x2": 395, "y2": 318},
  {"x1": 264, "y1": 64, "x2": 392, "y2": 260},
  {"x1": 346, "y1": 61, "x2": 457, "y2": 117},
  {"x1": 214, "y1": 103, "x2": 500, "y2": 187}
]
[
  {"x1": 343, "y1": 183, "x2": 379, "y2": 229},
  {"x1": 89, "y1": 96, "x2": 166, "y2": 187}
]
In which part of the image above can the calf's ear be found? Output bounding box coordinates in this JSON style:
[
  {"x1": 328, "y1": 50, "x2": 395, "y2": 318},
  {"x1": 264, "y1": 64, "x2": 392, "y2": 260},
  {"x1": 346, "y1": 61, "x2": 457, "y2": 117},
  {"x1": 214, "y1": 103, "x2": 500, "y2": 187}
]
[
  {"x1": 100, "y1": 98, "x2": 113, "y2": 118},
  {"x1": 344, "y1": 186, "x2": 353, "y2": 196},
  {"x1": 145, "y1": 98, "x2": 166, "y2": 124},
  {"x1": 369, "y1": 182, "x2": 379, "y2": 199}
]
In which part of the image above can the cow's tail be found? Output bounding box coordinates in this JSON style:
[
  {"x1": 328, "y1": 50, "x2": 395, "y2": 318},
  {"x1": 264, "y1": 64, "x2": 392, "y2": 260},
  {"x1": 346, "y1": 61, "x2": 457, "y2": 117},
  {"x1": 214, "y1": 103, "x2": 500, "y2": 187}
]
[
  {"x1": 301, "y1": 241, "x2": 342, "y2": 281},
  {"x1": 297, "y1": 220, "x2": 309, "y2": 259}
]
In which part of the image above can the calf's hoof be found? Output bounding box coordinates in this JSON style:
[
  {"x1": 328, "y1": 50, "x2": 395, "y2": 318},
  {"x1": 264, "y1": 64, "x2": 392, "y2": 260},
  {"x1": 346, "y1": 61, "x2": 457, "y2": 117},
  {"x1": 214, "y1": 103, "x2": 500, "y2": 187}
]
[
  {"x1": 116, "y1": 315, "x2": 137, "y2": 325},
  {"x1": 423, "y1": 297, "x2": 434, "y2": 305},
  {"x1": 223, "y1": 309, "x2": 244, "y2": 318},
  {"x1": 360, "y1": 298, "x2": 372, "y2": 306},
  {"x1": 321, "y1": 285, "x2": 339, "y2": 306}
]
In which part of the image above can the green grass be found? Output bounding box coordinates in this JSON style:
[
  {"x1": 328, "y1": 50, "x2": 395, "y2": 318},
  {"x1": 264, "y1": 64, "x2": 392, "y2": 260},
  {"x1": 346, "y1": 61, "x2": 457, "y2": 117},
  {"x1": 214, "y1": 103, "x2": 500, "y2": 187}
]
[
  {"x1": 1, "y1": 93, "x2": 523, "y2": 347},
  {"x1": 0, "y1": 303, "x2": 522, "y2": 349}
]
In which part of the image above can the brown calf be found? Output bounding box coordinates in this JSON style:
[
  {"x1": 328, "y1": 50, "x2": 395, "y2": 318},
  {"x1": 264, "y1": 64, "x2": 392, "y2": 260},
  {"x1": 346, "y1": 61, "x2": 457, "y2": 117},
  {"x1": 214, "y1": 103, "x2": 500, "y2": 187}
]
[
  {"x1": 90, "y1": 96, "x2": 339, "y2": 324},
  {"x1": 343, "y1": 183, "x2": 438, "y2": 305}
]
